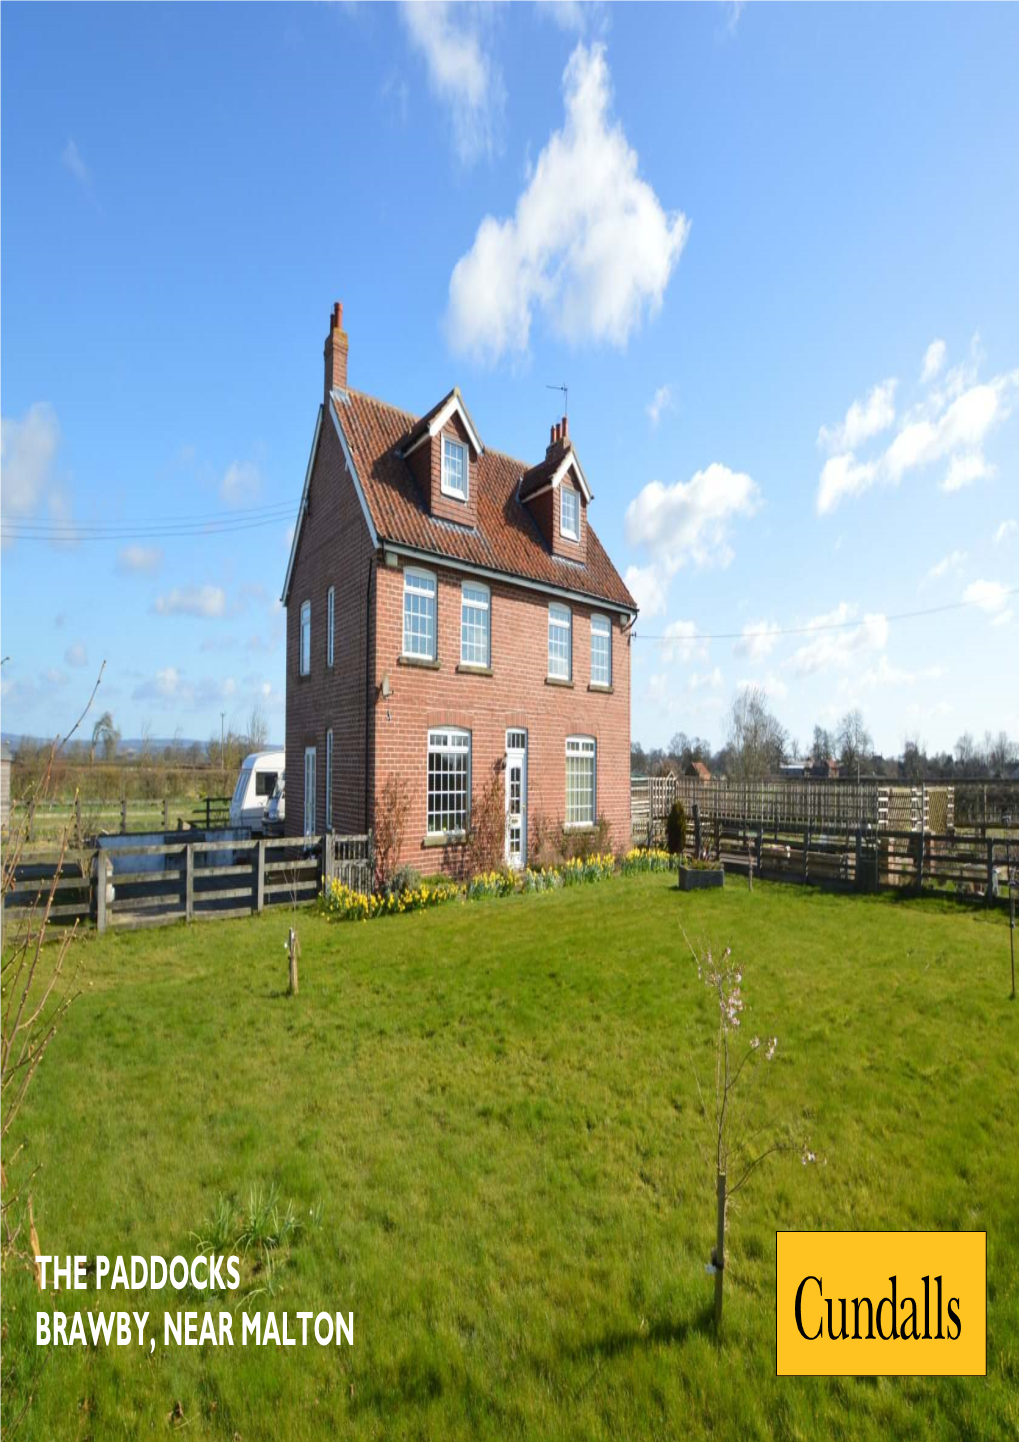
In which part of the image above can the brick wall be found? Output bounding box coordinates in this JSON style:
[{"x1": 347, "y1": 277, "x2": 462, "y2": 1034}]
[
  {"x1": 371, "y1": 557, "x2": 631, "y2": 875},
  {"x1": 285, "y1": 410, "x2": 375, "y2": 838}
]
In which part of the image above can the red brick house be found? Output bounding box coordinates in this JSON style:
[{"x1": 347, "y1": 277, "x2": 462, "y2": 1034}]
[{"x1": 281, "y1": 303, "x2": 637, "y2": 872}]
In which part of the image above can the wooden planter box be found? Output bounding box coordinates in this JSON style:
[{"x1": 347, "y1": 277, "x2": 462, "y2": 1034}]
[{"x1": 677, "y1": 863, "x2": 724, "y2": 891}]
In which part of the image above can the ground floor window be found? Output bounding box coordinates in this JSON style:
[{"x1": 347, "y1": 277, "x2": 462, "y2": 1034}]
[
  {"x1": 304, "y1": 746, "x2": 316, "y2": 835},
  {"x1": 427, "y1": 728, "x2": 471, "y2": 837},
  {"x1": 565, "y1": 735, "x2": 596, "y2": 827}
]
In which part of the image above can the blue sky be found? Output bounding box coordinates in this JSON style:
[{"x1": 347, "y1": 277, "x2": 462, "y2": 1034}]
[{"x1": 2, "y1": 1, "x2": 1017, "y2": 756}]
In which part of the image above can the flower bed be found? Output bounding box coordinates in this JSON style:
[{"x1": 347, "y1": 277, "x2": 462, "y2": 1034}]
[
  {"x1": 322, "y1": 848, "x2": 626, "y2": 924},
  {"x1": 619, "y1": 847, "x2": 673, "y2": 875}
]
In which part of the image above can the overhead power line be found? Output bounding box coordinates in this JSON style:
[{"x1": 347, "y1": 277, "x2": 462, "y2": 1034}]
[
  {"x1": 0, "y1": 498, "x2": 296, "y2": 543},
  {"x1": 633, "y1": 591, "x2": 1019, "y2": 643}
]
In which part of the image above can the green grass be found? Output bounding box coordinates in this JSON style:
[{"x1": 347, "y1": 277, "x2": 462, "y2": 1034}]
[{"x1": 3, "y1": 878, "x2": 1017, "y2": 1439}]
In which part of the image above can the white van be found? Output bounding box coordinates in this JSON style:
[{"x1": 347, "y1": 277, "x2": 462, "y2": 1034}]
[{"x1": 229, "y1": 750, "x2": 285, "y2": 833}]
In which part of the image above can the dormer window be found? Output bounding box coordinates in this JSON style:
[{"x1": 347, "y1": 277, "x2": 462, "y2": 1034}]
[
  {"x1": 441, "y1": 436, "x2": 468, "y2": 501},
  {"x1": 560, "y1": 486, "x2": 579, "y2": 541}
]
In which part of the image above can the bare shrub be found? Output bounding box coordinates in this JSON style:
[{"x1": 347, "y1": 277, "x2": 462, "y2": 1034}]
[
  {"x1": 529, "y1": 810, "x2": 564, "y2": 869},
  {"x1": 374, "y1": 773, "x2": 411, "y2": 888},
  {"x1": 469, "y1": 770, "x2": 506, "y2": 874},
  {"x1": 563, "y1": 814, "x2": 613, "y2": 861}
]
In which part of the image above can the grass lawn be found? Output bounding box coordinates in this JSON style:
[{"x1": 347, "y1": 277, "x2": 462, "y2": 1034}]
[{"x1": 3, "y1": 876, "x2": 1017, "y2": 1440}]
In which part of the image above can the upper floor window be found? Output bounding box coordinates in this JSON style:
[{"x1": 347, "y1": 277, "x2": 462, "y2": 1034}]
[
  {"x1": 560, "y1": 486, "x2": 580, "y2": 541},
  {"x1": 327, "y1": 585, "x2": 335, "y2": 667},
  {"x1": 590, "y1": 614, "x2": 611, "y2": 687},
  {"x1": 460, "y1": 582, "x2": 490, "y2": 668},
  {"x1": 441, "y1": 435, "x2": 468, "y2": 501},
  {"x1": 325, "y1": 728, "x2": 333, "y2": 831},
  {"x1": 548, "y1": 603, "x2": 571, "y2": 681},
  {"x1": 427, "y1": 727, "x2": 471, "y2": 837},
  {"x1": 403, "y1": 568, "x2": 436, "y2": 660},
  {"x1": 299, "y1": 600, "x2": 311, "y2": 676}
]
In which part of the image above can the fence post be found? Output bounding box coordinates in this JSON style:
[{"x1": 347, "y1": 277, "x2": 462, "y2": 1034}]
[
  {"x1": 120, "y1": 798, "x2": 128, "y2": 833},
  {"x1": 756, "y1": 825, "x2": 763, "y2": 878},
  {"x1": 205, "y1": 797, "x2": 212, "y2": 830},
  {"x1": 75, "y1": 795, "x2": 83, "y2": 848},
  {"x1": 185, "y1": 843, "x2": 194, "y2": 922},
  {"x1": 163, "y1": 798, "x2": 170, "y2": 832},
  {"x1": 803, "y1": 827, "x2": 810, "y2": 885},
  {"x1": 855, "y1": 827, "x2": 862, "y2": 891},
  {"x1": 693, "y1": 803, "x2": 702, "y2": 859},
  {"x1": 95, "y1": 852, "x2": 108, "y2": 934},
  {"x1": 714, "y1": 815, "x2": 720, "y2": 862},
  {"x1": 255, "y1": 839, "x2": 266, "y2": 913},
  {"x1": 985, "y1": 838, "x2": 996, "y2": 905}
]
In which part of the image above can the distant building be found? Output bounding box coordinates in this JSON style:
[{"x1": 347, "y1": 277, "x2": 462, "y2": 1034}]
[{"x1": 685, "y1": 760, "x2": 711, "y2": 782}]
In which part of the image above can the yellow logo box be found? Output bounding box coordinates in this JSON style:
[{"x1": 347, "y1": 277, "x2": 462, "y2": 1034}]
[{"x1": 776, "y1": 1231, "x2": 986, "y2": 1376}]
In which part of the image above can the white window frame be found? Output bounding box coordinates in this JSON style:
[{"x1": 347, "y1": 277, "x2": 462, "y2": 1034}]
[
  {"x1": 548, "y1": 603, "x2": 572, "y2": 681},
  {"x1": 560, "y1": 485, "x2": 580, "y2": 541},
  {"x1": 402, "y1": 567, "x2": 437, "y2": 661},
  {"x1": 325, "y1": 728, "x2": 333, "y2": 831},
  {"x1": 327, "y1": 586, "x2": 335, "y2": 667},
  {"x1": 565, "y1": 735, "x2": 596, "y2": 829},
  {"x1": 299, "y1": 600, "x2": 311, "y2": 677},
  {"x1": 303, "y1": 746, "x2": 316, "y2": 835},
  {"x1": 460, "y1": 581, "x2": 490, "y2": 668},
  {"x1": 426, "y1": 727, "x2": 471, "y2": 839},
  {"x1": 441, "y1": 434, "x2": 468, "y2": 502},
  {"x1": 590, "y1": 613, "x2": 611, "y2": 688}
]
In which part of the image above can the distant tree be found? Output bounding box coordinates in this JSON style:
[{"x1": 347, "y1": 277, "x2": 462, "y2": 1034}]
[
  {"x1": 631, "y1": 741, "x2": 648, "y2": 775},
  {"x1": 811, "y1": 725, "x2": 834, "y2": 766},
  {"x1": 90, "y1": 711, "x2": 119, "y2": 764},
  {"x1": 985, "y1": 731, "x2": 1019, "y2": 778},
  {"x1": 954, "y1": 732, "x2": 978, "y2": 771},
  {"x1": 727, "y1": 686, "x2": 787, "y2": 781},
  {"x1": 901, "y1": 735, "x2": 927, "y2": 781},
  {"x1": 246, "y1": 701, "x2": 269, "y2": 752},
  {"x1": 139, "y1": 718, "x2": 152, "y2": 759},
  {"x1": 835, "y1": 709, "x2": 872, "y2": 779}
]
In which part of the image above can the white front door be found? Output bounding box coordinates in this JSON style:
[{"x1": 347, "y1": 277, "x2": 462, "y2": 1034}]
[
  {"x1": 505, "y1": 729, "x2": 527, "y2": 869},
  {"x1": 304, "y1": 747, "x2": 316, "y2": 835}
]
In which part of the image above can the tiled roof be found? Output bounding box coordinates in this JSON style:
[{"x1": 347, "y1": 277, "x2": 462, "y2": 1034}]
[{"x1": 334, "y1": 389, "x2": 637, "y2": 612}]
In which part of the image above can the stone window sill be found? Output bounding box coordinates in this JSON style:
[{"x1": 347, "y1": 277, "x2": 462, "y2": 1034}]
[
  {"x1": 456, "y1": 664, "x2": 493, "y2": 677},
  {"x1": 398, "y1": 655, "x2": 440, "y2": 671},
  {"x1": 588, "y1": 683, "x2": 613, "y2": 694},
  {"x1": 545, "y1": 676, "x2": 574, "y2": 689},
  {"x1": 422, "y1": 832, "x2": 468, "y2": 849}
]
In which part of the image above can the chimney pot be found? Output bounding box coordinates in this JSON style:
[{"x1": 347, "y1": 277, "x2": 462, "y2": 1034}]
[{"x1": 561, "y1": 414, "x2": 569, "y2": 441}]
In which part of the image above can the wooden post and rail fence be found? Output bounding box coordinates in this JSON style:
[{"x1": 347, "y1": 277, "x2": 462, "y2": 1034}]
[{"x1": 4, "y1": 832, "x2": 373, "y2": 935}]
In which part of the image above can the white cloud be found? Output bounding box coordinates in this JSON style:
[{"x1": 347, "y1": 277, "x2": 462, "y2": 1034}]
[
  {"x1": 0, "y1": 402, "x2": 60, "y2": 516},
  {"x1": 854, "y1": 655, "x2": 944, "y2": 690},
  {"x1": 788, "y1": 602, "x2": 888, "y2": 677},
  {"x1": 152, "y1": 585, "x2": 227, "y2": 619},
  {"x1": 62, "y1": 138, "x2": 89, "y2": 186},
  {"x1": 64, "y1": 642, "x2": 88, "y2": 668},
  {"x1": 131, "y1": 668, "x2": 238, "y2": 708},
  {"x1": 658, "y1": 619, "x2": 708, "y2": 664},
  {"x1": 117, "y1": 544, "x2": 163, "y2": 574},
  {"x1": 963, "y1": 579, "x2": 1010, "y2": 616},
  {"x1": 818, "y1": 379, "x2": 896, "y2": 453},
  {"x1": 940, "y1": 452, "x2": 992, "y2": 493},
  {"x1": 816, "y1": 454, "x2": 878, "y2": 515},
  {"x1": 994, "y1": 519, "x2": 1017, "y2": 545},
  {"x1": 402, "y1": 2, "x2": 504, "y2": 166},
  {"x1": 625, "y1": 463, "x2": 761, "y2": 572},
  {"x1": 733, "y1": 619, "x2": 780, "y2": 660},
  {"x1": 688, "y1": 666, "x2": 723, "y2": 692},
  {"x1": 922, "y1": 549, "x2": 967, "y2": 585},
  {"x1": 646, "y1": 384, "x2": 674, "y2": 427},
  {"x1": 535, "y1": 0, "x2": 597, "y2": 33},
  {"x1": 736, "y1": 672, "x2": 788, "y2": 701},
  {"x1": 920, "y1": 339, "x2": 946, "y2": 384},
  {"x1": 446, "y1": 43, "x2": 688, "y2": 362},
  {"x1": 815, "y1": 344, "x2": 1017, "y2": 515},
  {"x1": 220, "y1": 460, "x2": 261, "y2": 507},
  {"x1": 624, "y1": 563, "x2": 667, "y2": 618}
]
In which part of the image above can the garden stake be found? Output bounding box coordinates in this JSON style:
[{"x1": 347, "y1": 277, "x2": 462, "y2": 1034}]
[
  {"x1": 714, "y1": 1170, "x2": 726, "y2": 1330},
  {"x1": 287, "y1": 928, "x2": 300, "y2": 996}
]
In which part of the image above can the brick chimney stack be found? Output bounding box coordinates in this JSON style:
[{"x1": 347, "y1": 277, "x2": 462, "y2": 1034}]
[
  {"x1": 546, "y1": 415, "x2": 569, "y2": 459},
  {"x1": 324, "y1": 301, "x2": 348, "y2": 404}
]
